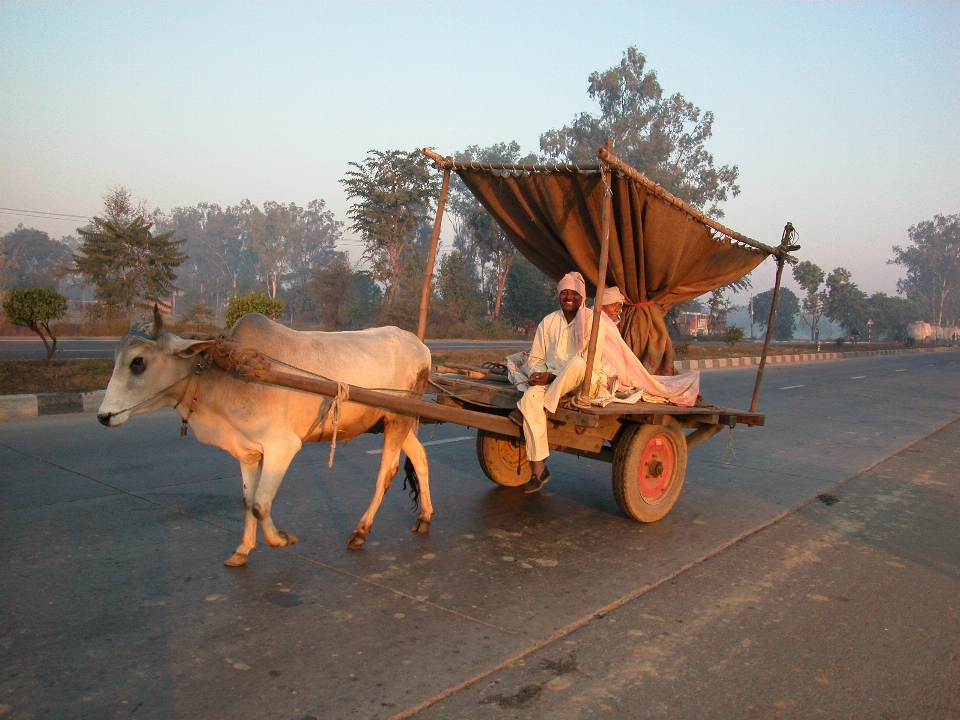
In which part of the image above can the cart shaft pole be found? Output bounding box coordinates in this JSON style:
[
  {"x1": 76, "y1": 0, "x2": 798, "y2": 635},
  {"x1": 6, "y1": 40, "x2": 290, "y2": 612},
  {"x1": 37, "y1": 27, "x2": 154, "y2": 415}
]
[
  {"x1": 417, "y1": 167, "x2": 451, "y2": 341},
  {"x1": 235, "y1": 363, "x2": 522, "y2": 438}
]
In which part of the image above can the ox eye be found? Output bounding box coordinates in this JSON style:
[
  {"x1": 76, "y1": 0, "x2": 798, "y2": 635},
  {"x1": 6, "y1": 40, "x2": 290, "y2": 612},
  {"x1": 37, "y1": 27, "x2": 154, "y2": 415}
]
[{"x1": 130, "y1": 357, "x2": 146, "y2": 375}]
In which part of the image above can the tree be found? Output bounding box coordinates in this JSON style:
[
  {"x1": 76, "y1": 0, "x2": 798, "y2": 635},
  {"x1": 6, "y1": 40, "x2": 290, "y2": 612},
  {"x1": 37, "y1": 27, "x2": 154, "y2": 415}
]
[
  {"x1": 434, "y1": 250, "x2": 485, "y2": 328},
  {"x1": 865, "y1": 292, "x2": 920, "y2": 340},
  {"x1": 725, "y1": 327, "x2": 745, "y2": 345},
  {"x1": 501, "y1": 256, "x2": 558, "y2": 332},
  {"x1": 74, "y1": 215, "x2": 186, "y2": 319},
  {"x1": 224, "y1": 291, "x2": 284, "y2": 329},
  {"x1": 889, "y1": 214, "x2": 960, "y2": 326},
  {"x1": 706, "y1": 288, "x2": 730, "y2": 335},
  {"x1": 540, "y1": 47, "x2": 739, "y2": 217},
  {"x1": 287, "y1": 200, "x2": 343, "y2": 293},
  {"x1": 0, "y1": 226, "x2": 72, "y2": 296},
  {"x1": 449, "y1": 142, "x2": 536, "y2": 317},
  {"x1": 825, "y1": 267, "x2": 868, "y2": 337},
  {"x1": 312, "y1": 252, "x2": 354, "y2": 330},
  {"x1": 792, "y1": 260, "x2": 828, "y2": 342},
  {"x1": 2, "y1": 286, "x2": 68, "y2": 362},
  {"x1": 753, "y1": 287, "x2": 800, "y2": 341},
  {"x1": 341, "y1": 150, "x2": 439, "y2": 307},
  {"x1": 176, "y1": 301, "x2": 217, "y2": 331},
  {"x1": 156, "y1": 203, "x2": 250, "y2": 313}
]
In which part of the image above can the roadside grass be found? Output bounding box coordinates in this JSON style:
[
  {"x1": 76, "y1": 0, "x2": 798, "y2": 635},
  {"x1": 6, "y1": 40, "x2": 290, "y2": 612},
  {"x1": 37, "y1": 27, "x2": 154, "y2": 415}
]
[
  {"x1": 0, "y1": 359, "x2": 115, "y2": 396},
  {"x1": 0, "y1": 342, "x2": 916, "y2": 396}
]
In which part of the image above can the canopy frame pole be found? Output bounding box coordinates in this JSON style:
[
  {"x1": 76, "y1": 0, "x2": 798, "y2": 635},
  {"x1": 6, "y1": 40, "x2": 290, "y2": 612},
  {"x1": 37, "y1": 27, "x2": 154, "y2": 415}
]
[
  {"x1": 580, "y1": 159, "x2": 613, "y2": 401},
  {"x1": 749, "y1": 223, "x2": 796, "y2": 412},
  {"x1": 417, "y1": 166, "x2": 451, "y2": 341}
]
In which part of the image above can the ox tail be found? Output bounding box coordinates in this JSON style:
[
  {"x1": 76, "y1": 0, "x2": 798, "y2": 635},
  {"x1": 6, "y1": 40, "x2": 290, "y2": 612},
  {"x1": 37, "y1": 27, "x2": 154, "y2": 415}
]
[{"x1": 402, "y1": 457, "x2": 421, "y2": 512}]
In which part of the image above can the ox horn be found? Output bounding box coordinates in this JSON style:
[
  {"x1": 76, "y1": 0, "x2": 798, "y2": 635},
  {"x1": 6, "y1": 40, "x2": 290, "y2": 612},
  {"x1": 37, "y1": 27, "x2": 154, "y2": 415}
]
[{"x1": 151, "y1": 303, "x2": 163, "y2": 337}]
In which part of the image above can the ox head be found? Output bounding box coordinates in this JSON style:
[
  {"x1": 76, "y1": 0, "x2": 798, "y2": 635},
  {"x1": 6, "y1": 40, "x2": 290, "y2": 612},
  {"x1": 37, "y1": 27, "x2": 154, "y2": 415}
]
[{"x1": 98, "y1": 306, "x2": 216, "y2": 427}]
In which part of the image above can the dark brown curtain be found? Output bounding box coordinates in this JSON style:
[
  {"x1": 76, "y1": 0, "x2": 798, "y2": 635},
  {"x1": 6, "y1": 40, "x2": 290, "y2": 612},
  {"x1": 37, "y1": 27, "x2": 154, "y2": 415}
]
[{"x1": 457, "y1": 169, "x2": 767, "y2": 372}]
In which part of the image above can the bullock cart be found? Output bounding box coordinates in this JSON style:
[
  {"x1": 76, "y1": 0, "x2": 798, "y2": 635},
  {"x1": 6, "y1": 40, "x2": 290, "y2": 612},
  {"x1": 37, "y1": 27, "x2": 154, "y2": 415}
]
[{"x1": 228, "y1": 144, "x2": 798, "y2": 523}]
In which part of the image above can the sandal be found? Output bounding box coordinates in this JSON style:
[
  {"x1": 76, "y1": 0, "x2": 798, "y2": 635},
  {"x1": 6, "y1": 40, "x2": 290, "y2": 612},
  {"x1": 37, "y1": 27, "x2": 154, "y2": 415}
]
[{"x1": 521, "y1": 467, "x2": 551, "y2": 493}]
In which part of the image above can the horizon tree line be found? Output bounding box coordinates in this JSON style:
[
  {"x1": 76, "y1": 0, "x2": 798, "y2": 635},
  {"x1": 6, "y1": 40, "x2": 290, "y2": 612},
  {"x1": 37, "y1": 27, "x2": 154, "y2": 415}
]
[{"x1": 1, "y1": 48, "x2": 957, "y2": 342}]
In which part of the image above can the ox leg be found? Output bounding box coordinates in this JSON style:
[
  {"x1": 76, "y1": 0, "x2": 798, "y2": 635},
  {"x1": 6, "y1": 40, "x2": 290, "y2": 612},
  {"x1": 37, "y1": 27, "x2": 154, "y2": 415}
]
[
  {"x1": 346, "y1": 417, "x2": 408, "y2": 550},
  {"x1": 224, "y1": 459, "x2": 262, "y2": 568},
  {"x1": 403, "y1": 430, "x2": 433, "y2": 535},
  {"x1": 251, "y1": 437, "x2": 302, "y2": 549}
]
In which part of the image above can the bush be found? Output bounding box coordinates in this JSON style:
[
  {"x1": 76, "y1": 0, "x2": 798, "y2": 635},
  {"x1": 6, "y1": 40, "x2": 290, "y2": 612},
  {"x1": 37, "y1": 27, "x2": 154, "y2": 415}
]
[
  {"x1": 834, "y1": 337, "x2": 846, "y2": 347},
  {"x1": 172, "y1": 301, "x2": 222, "y2": 334},
  {"x1": 224, "y1": 292, "x2": 284, "y2": 329},
  {"x1": 724, "y1": 327, "x2": 745, "y2": 345},
  {"x1": 673, "y1": 341, "x2": 690, "y2": 359},
  {"x1": 2, "y1": 286, "x2": 68, "y2": 362}
]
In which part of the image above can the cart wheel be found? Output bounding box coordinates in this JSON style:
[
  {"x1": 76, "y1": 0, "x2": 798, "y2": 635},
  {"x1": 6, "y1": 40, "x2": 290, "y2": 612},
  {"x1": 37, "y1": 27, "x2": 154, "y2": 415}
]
[
  {"x1": 611, "y1": 418, "x2": 687, "y2": 522},
  {"x1": 476, "y1": 429, "x2": 530, "y2": 487}
]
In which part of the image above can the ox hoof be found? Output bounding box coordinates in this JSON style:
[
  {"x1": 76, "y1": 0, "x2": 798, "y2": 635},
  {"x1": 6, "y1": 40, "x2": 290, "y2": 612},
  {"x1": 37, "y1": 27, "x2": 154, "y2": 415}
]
[
  {"x1": 346, "y1": 532, "x2": 366, "y2": 550},
  {"x1": 411, "y1": 519, "x2": 431, "y2": 534},
  {"x1": 224, "y1": 552, "x2": 249, "y2": 567},
  {"x1": 278, "y1": 531, "x2": 298, "y2": 547}
]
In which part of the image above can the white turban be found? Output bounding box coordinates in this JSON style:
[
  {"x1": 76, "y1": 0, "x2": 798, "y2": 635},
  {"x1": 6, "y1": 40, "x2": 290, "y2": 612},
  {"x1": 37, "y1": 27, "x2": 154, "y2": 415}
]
[
  {"x1": 557, "y1": 271, "x2": 586, "y2": 297},
  {"x1": 602, "y1": 286, "x2": 626, "y2": 305}
]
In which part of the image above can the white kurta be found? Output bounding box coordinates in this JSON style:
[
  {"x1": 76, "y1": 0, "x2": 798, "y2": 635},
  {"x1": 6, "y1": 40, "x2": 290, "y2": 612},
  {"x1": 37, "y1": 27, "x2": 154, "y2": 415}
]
[{"x1": 516, "y1": 310, "x2": 610, "y2": 463}]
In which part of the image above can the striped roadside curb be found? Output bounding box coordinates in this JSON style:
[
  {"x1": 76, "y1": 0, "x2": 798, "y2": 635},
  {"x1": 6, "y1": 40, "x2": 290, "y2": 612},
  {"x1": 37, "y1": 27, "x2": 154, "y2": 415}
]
[
  {"x1": 1, "y1": 390, "x2": 105, "y2": 421},
  {"x1": 1, "y1": 346, "x2": 955, "y2": 422},
  {"x1": 673, "y1": 344, "x2": 956, "y2": 372}
]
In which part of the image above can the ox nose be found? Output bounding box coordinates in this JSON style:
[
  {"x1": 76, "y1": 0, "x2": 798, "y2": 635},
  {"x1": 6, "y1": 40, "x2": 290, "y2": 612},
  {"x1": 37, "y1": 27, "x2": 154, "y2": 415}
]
[{"x1": 97, "y1": 413, "x2": 112, "y2": 427}]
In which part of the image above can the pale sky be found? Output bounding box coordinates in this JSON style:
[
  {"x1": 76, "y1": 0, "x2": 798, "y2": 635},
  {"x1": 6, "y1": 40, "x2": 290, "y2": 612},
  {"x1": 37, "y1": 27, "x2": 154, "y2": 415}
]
[{"x1": 2, "y1": 1, "x2": 958, "y2": 297}]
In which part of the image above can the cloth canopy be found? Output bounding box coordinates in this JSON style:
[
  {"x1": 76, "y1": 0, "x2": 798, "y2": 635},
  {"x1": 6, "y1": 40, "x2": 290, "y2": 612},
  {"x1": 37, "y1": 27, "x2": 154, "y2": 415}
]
[{"x1": 455, "y1": 167, "x2": 769, "y2": 374}]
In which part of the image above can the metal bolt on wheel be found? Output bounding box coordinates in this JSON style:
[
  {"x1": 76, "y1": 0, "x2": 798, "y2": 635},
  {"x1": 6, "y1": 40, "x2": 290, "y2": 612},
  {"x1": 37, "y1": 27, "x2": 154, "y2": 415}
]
[
  {"x1": 611, "y1": 417, "x2": 687, "y2": 522},
  {"x1": 476, "y1": 429, "x2": 530, "y2": 487}
]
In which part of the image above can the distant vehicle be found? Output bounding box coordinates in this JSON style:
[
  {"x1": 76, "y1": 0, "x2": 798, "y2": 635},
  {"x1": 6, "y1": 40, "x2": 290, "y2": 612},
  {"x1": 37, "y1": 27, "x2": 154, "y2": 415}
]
[{"x1": 906, "y1": 321, "x2": 960, "y2": 343}]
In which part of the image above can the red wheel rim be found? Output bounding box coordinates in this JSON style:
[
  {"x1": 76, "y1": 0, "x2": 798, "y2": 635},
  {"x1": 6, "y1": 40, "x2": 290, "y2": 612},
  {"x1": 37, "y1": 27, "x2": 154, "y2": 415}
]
[{"x1": 637, "y1": 432, "x2": 677, "y2": 503}]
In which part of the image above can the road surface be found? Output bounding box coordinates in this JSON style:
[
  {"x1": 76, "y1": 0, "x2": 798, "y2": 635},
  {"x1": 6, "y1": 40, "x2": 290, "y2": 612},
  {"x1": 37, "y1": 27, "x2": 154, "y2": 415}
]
[{"x1": 1, "y1": 350, "x2": 957, "y2": 719}]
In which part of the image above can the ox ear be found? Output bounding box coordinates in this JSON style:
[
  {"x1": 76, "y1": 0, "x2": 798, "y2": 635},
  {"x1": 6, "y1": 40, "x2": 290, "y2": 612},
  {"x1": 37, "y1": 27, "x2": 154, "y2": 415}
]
[{"x1": 166, "y1": 336, "x2": 217, "y2": 359}]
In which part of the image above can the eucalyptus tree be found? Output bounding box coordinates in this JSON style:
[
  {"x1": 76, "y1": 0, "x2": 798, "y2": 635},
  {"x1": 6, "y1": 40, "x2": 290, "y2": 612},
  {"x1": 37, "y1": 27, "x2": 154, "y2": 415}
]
[
  {"x1": 540, "y1": 46, "x2": 739, "y2": 218},
  {"x1": 341, "y1": 150, "x2": 439, "y2": 307},
  {"x1": 890, "y1": 213, "x2": 960, "y2": 326},
  {"x1": 156, "y1": 203, "x2": 249, "y2": 312}
]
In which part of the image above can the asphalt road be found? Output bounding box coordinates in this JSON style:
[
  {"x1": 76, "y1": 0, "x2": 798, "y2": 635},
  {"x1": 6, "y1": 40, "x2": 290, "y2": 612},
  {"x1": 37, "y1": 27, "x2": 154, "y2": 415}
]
[
  {"x1": 1, "y1": 350, "x2": 958, "y2": 719},
  {"x1": 0, "y1": 337, "x2": 532, "y2": 361}
]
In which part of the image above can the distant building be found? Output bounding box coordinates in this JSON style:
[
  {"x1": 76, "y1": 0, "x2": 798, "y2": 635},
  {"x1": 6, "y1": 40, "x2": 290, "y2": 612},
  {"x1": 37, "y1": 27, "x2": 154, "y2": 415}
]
[{"x1": 676, "y1": 311, "x2": 725, "y2": 337}]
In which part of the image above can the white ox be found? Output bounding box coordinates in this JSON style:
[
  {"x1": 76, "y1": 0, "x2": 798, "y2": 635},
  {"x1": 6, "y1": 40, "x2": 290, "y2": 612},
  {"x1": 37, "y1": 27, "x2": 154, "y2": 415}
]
[{"x1": 98, "y1": 309, "x2": 433, "y2": 566}]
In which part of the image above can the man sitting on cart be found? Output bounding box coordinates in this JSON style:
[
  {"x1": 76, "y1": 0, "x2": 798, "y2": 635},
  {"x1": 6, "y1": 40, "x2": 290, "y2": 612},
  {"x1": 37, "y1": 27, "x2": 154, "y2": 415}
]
[
  {"x1": 508, "y1": 271, "x2": 613, "y2": 493},
  {"x1": 507, "y1": 275, "x2": 700, "y2": 493}
]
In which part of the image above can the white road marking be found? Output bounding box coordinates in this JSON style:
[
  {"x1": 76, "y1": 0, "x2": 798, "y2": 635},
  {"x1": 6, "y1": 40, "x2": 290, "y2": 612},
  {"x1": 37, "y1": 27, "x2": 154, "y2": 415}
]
[
  {"x1": 851, "y1": 376, "x2": 866, "y2": 379},
  {"x1": 895, "y1": 369, "x2": 906, "y2": 372},
  {"x1": 779, "y1": 385, "x2": 805, "y2": 390},
  {"x1": 365, "y1": 435, "x2": 473, "y2": 455}
]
